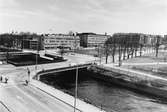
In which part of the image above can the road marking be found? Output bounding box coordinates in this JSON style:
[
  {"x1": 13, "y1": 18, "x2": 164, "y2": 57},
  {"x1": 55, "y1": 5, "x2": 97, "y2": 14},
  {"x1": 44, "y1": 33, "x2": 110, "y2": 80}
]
[
  {"x1": 13, "y1": 85, "x2": 54, "y2": 112},
  {"x1": 27, "y1": 84, "x2": 80, "y2": 112},
  {"x1": 0, "y1": 101, "x2": 12, "y2": 112}
]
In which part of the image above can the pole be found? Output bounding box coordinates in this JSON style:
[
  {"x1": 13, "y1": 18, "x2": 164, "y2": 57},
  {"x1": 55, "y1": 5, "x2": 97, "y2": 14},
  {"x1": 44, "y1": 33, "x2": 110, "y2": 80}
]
[
  {"x1": 35, "y1": 51, "x2": 38, "y2": 70},
  {"x1": 22, "y1": 37, "x2": 24, "y2": 50},
  {"x1": 99, "y1": 45, "x2": 102, "y2": 64},
  {"x1": 27, "y1": 67, "x2": 30, "y2": 82},
  {"x1": 35, "y1": 37, "x2": 39, "y2": 73},
  {"x1": 74, "y1": 67, "x2": 78, "y2": 112}
]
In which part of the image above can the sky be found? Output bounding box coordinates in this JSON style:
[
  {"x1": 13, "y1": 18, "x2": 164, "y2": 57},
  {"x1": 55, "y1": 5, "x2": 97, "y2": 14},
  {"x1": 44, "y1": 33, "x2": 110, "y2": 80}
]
[{"x1": 0, "y1": 0, "x2": 167, "y2": 35}]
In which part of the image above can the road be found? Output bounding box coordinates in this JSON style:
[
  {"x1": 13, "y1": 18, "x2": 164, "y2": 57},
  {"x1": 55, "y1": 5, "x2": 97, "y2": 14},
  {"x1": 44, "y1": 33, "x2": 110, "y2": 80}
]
[
  {"x1": 0, "y1": 54, "x2": 94, "y2": 112},
  {"x1": 0, "y1": 82, "x2": 78, "y2": 112},
  {"x1": 0, "y1": 53, "x2": 101, "y2": 112},
  {"x1": 0, "y1": 49, "x2": 155, "y2": 112}
]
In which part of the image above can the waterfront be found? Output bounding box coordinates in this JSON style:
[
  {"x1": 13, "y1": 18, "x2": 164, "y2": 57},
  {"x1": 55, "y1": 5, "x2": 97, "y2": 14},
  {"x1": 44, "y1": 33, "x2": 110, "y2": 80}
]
[{"x1": 40, "y1": 69, "x2": 167, "y2": 112}]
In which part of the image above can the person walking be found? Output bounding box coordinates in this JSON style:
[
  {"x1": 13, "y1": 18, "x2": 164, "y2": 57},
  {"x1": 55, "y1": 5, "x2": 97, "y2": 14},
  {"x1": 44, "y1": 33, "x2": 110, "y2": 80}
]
[
  {"x1": 25, "y1": 80, "x2": 28, "y2": 86},
  {"x1": 5, "y1": 77, "x2": 8, "y2": 83},
  {"x1": 0, "y1": 76, "x2": 2, "y2": 82}
]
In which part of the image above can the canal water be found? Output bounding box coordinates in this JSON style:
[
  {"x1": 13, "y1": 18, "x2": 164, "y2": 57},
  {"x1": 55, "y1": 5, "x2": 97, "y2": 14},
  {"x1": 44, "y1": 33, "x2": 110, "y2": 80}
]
[{"x1": 40, "y1": 69, "x2": 167, "y2": 112}]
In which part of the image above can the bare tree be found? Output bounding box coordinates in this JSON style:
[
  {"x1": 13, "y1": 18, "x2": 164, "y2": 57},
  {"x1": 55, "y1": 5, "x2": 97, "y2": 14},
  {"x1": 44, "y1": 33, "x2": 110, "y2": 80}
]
[
  {"x1": 59, "y1": 46, "x2": 65, "y2": 58},
  {"x1": 104, "y1": 44, "x2": 110, "y2": 64},
  {"x1": 155, "y1": 35, "x2": 161, "y2": 57}
]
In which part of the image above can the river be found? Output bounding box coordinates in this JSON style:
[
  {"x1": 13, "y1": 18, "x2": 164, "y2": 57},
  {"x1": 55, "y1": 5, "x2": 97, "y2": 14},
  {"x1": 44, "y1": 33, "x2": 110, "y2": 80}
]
[{"x1": 40, "y1": 69, "x2": 167, "y2": 112}]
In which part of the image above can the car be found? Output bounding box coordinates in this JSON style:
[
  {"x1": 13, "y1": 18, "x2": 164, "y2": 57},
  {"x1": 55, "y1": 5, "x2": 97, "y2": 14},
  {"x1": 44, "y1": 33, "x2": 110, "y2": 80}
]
[
  {"x1": 70, "y1": 63, "x2": 76, "y2": 66},
  {"x1": 94, "y1": 54, "x2": 98, "y2": 57}
]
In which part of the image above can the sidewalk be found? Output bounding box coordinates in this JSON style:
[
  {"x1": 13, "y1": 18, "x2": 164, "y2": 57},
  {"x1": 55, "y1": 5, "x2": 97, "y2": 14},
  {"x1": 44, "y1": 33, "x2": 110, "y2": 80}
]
[
  {"x1": 30, "y1": 79, "x2": 106, "y2": 112},
  {"x1": 122, "y1": 62, "x2": 167, "y2": 66},
  {"x1": 103, "y1": 63, "x2": 167, "y2": 82}
]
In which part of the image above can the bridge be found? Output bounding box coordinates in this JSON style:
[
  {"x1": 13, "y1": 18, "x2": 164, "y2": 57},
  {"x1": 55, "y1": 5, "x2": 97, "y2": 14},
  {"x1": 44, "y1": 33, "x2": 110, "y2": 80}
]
[{"x1": 35, "y1": 63, "x2": 93, "y2": 80}]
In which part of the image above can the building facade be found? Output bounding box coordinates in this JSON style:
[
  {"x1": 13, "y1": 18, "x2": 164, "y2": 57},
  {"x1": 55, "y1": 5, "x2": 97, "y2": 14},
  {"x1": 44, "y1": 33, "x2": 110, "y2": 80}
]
[
  {"x1": 78, "y1": 33, "x2": 110, "y2": 47},
  {"x1": 112, "y1": 33, "x2": 162, "y2": 47},
  {"x1": 44, "y1": 34, "x2": 80, "y2": 50},
  {"x1": 0, "y1": 33, "x2": 44, "y2": 50}
]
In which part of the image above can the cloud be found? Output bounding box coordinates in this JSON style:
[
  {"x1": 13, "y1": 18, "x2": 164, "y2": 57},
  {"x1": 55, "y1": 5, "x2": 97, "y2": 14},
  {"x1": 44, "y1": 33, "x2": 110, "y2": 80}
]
[
  {"x1": 0, "y1": 0, "x2": 18, "y2": 8},
  {"x1": 1, "y1": 0, "x2": 167, "y2": 34}
]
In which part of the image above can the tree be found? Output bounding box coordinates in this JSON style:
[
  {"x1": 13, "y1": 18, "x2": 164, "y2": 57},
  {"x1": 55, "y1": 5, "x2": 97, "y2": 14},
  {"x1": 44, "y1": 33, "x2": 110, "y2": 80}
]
[
  {"x1": 104, "y1": 44, "x2": 110, "y2": 64},
  {"x1": 155, "y1": 35, "x2": 161, "y2": 57},
  {"x1": 105, "y1": 36, "x2": 115, "y2": 63},
  {"x1": 59, "y1": 46, "x2": 66, "y2": 58},
  {"x1": 95, "y1": 44, "x2": 103, "y2": 64},
  {"x1": 118, "y1": 45, "x2": 122, "y2": 66},
  {"x1": 139, "y1": 44, "x2": 143, "y2": 56}
]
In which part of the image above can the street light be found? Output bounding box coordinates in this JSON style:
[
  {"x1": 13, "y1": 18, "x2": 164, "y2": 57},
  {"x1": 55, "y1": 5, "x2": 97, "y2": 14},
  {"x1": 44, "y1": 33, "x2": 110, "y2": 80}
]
[
  {"x1": 35, "y1": 37, "x2": 39, "y2": 73},
  {"x1": 27, "y1": 67, "x2": 30, "y2": 83},
  {"x1": 74, "y1": 66, "x2": 78, "y2": 112}
]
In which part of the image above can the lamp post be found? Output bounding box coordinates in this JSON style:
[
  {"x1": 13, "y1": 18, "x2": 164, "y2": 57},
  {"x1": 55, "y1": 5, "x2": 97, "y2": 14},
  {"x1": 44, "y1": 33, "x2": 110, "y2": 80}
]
[
  {"x1": 74, "y1": 66, "x2": 78, "y2": 112},
  {"x1": 27, "y1": 67, "x2": 30, "y2": 83},
  {"x1": 35, "y1": 37, "x2": 39, "y2": 73}
]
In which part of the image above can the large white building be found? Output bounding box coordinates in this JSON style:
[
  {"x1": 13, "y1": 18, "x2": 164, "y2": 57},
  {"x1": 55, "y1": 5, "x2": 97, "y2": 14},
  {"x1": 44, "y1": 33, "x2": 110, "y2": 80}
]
[
  {"x1": 44, "y1": 34, "x2": 80, "y2": 50},
  {"x1": 78, "y1": 33, "x2": 110, "y2": 47}
]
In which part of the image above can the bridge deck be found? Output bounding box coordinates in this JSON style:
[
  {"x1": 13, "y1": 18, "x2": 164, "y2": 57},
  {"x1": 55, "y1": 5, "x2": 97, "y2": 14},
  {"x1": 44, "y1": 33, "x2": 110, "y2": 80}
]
[{"x1": 37, "y1": 63, "x2": 92, "y2": 76}]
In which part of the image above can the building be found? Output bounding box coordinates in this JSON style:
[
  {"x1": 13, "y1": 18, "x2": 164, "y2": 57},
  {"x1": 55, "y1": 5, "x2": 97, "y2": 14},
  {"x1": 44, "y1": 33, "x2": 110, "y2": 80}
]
[
  {"x1": 0, "y1": 33, "x2": 44, "y2": 50},
  {"x1": 44, "y1": 34, "x2": 80, "y2": 50},
  {"x1": 112, "y1": 33, "x2": 162, "y2": 47},
  {"x1": 77, "y1": 33, "x2": 110, "y2": 47},
  {"x1": 23, "y1": 38, "x2": 42, "y2": 50},
  {"x1": 21, "y1": 34, "x2": 44, "y2": 50},
  {"x1": 162, "y1": 35, "x2": 167, "y2": 45}
]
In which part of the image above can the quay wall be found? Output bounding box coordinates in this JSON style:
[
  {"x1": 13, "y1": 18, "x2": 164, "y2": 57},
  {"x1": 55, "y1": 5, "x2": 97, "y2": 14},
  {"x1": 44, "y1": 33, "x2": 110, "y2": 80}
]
[
  {"x1": 31, "y1": 67, "x2": 106, "y2": 112},
  {"x1": 89, "y1": 65, "x2": 167, "y2": 99}
]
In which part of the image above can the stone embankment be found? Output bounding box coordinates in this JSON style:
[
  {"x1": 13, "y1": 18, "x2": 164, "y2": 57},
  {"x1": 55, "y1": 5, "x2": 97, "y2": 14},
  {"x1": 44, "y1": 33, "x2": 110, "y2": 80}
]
[
  {"x1": 89, "y1": 64, "x2": 167, "y2": 99},
  {"x1": 31, "y1": 66, "x2": 107, "y2": 112}
]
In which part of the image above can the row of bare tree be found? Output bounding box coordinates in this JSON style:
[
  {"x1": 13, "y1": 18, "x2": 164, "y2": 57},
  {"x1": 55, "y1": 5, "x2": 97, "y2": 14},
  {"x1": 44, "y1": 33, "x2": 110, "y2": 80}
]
[{"x1": 102, "y1": 33, "x2": 161, "y2": 65}]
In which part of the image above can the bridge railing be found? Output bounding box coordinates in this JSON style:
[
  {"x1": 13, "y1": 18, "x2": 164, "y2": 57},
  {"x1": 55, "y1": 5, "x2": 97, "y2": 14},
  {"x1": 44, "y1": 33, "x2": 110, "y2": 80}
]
[{"x1": 36, "y1": 63, "x2": 93, "y2": 78}]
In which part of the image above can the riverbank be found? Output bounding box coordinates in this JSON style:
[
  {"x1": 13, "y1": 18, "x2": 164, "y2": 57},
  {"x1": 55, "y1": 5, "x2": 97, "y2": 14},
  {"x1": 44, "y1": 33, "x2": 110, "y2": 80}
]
[
  {"x1": 30, "y1": 63, "x2": 107, "y2": 112},
  {"x1": 89, "y1": 64, "x2": 167, "y2": 99},
  {"x1": 30, "y1": 79, "x2": 106, "y2": 112}
]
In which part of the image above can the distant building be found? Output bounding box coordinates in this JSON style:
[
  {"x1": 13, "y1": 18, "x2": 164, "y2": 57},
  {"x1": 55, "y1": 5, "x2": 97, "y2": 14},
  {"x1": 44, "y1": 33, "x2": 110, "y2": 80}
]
[
  {"x1": 112, "y1": 33, "x2": 162, "y2": 47},
  {"x1": 44, "y1": 34, "x2": 80, "y2": 50},
  {"x1": 0, "y1": 33, "x2": 44, "y2": 50},
  {"x1": 23, "y1": 36, "x2": 44, "y2": 50},
  {"x1": 140, "y1": 34, "x2": 162, "y2": 47},
  {"x1": 77, "y1": 33, "x2": 110, "y2": 47},
  {"x1": 162, "y1": 35, "x2": 167, "y2": 45}
]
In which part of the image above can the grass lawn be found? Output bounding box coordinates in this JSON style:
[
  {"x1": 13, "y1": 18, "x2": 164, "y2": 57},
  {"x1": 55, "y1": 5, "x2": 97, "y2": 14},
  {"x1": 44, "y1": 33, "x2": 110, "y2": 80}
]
[
  {"x1": 121, "y1": 51, "x2": 167, "y2": 78},
  {"x1": 122, "y1": 51, "x2": 167, "y2": 64}
]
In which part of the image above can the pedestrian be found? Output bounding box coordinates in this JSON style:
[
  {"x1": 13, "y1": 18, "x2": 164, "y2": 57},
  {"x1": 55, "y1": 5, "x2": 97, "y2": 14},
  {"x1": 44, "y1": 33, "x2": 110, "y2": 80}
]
[
  {"x1": 25, "y1": 80, "x2": 28, "y2": 85},
  {"x1": 5, "y1": 77, "x2": 8, "y2": 83},
  {"x1": 0, "y1": 76, "x2": 2, "y2": 82}
]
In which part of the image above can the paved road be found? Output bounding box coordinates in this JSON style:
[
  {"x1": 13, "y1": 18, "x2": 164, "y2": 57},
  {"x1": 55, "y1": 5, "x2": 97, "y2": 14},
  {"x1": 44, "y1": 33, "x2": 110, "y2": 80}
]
[
  {"x1": 0, "y1": 83, "x2": 78, "y2": 112},
  {"x1": 0, "y1": 101, "x2": 10, "y2": 112},
  {"x1": 0, "y1": 54, "x2": 99, "y2": 112}
]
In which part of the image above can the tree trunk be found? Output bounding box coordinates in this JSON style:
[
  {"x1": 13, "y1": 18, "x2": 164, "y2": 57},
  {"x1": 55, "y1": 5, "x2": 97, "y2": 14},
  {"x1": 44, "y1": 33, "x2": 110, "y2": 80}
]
[
  {"x1": 105, "y1": 54, "x2": 108, "y2": 64},
  {"x1": 140, "y1": 45, "x2": 142, "y2": 56},
  {"x1": 132, "y1": 49, "x2": 134, "y2": 58},
  {"x1": 156, "y1": 46, "x2": 159, "y2": 57},
  {"x1": 135, "y1": 48, "x2": 137, "y2": 57},
  {"x1": 118, "y1": 45, "x2": 122, "y2": 66},
  {"x1": 112, "y1": 45, "x2": 116, "y2": 63},
  {"x1": 123, "y1": 46, "x2": 126, "y2": 60}
]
